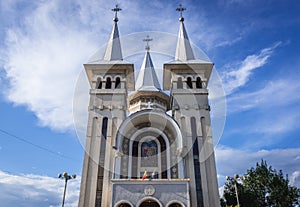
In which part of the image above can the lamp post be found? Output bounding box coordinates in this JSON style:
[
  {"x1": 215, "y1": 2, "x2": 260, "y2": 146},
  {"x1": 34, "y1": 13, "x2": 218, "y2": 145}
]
[
  {"x1": 58, "y1": 172, "x2": 76, "y2": 207},
  {"x1": 226, "y1": 174, "x2": 241, "y2": 207}
]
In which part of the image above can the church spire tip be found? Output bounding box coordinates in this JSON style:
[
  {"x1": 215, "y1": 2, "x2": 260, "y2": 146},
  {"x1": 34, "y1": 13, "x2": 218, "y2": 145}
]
[
  {"x1": 143, "y1": 35, "x2": 153, "y2": 51},
  {"x1": 176, "y1": 4, "x2": 186, "y2": 22},
  {"x1": 112, "y1": 4, "x2": 121, "y2": 22}
]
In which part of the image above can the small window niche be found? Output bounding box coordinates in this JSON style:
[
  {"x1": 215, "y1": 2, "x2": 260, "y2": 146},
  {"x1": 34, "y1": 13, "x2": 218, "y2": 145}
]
[
  {"x1": 186, "y1": 77, "x2": 193, "y2": 89},
  {"x1": 177, "y1": 77, "x2": 183, "y2": 89},
  {"x1": 196, "y1": 77, "x2": 202, "y2": 89},
  {"x1": 97, "y1": 78, "x2": 102, "y2": 89},
  {"x1": 115, "y1": 77, "x2": 121, "y2": 89},
  {"x1": 105, "y1": 77, "x2": 112, "y2": 89}
]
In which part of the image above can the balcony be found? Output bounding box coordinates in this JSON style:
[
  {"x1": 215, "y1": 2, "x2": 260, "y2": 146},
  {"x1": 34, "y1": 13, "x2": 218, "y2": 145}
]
[{"x1": 111, "y1": 179, "x2": 190, "y2": 207}]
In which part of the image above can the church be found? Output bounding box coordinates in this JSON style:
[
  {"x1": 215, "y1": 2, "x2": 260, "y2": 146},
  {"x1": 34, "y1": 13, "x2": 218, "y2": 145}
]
[{"x1": 78, "y1": 4, "x2": 220, "y2": 207}]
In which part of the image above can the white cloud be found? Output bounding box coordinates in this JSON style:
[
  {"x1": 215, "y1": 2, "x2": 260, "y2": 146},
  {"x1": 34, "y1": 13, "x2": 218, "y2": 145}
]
[
  {"x1": 1, "y1": 1, "x2": 177, "y2": 132},
  {"x1": 215, "y1": 146, "x2": 300, "y2": 188},
  {"x1": 1, "y1": 1, "x2": 97, "y2": 131},
  {"x1": 290, "y1": 171, "x2": 300, "y2": 187},
  {"x1": 227, "y1": 78, "x2": 300, "y2": 114},
  {"x1": 222, "y1": 42, "x2": 281, "y2": 95},
  {"x1": 224, "y1": 77, "x2": 300, "y2": 140},
  {"x1": 0, "y1": 170, "x2": 80, "y2": 207},
  {"x1": 0, "y1": 0, "x2": 279, "y2": 133}
]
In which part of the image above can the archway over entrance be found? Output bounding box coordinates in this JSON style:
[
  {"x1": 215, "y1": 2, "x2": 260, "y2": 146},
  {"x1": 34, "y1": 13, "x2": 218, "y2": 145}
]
[
  {"x1": 169, "y1": 203, "x2": 183, "y2": 207},
  {"x1": 117, "y1": 203, "x2": 131, "y2": 207},
  {"x1": 139, "y1": 199, "x2": 160, "y2": 207}
]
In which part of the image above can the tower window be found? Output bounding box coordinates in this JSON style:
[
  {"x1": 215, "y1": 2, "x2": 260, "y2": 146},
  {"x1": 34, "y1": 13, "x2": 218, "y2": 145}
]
[
  {"x1": 102, "y1": 117, "x2": 108, "y2": 139},
  {"x1": 105, "y1": 77, "x2": 112, "y2": 89},
  {"x1": 186, "y1": 77, "x2": 193, "y2": 89},
  {"x1": 191, "y1": 117, "x2": 204, "y2": 206},
  {"x1": 97, "y1": 78, "x2": 102, "y2": 89},
  {"x1": 100, "y1": 117, "x2": 108, "y2": 161},
  {"x1": 115, "y1": 77, "x2": 121, "y2": 89},
  {"x1": 95, "y1": 117, "x2": 108, "y2": 206},
  {"x1": 177, "y1": 77, "x2": 183, "y2": 89},
  {"x1": 196, "y1": 77, "x2": 202, "y2": 88}
]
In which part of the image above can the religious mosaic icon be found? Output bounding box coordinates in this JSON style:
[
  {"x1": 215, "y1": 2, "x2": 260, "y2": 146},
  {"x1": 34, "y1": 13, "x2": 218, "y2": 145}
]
[{"x1": 141, "y1": 140, "x2": 158, "y2": 167}]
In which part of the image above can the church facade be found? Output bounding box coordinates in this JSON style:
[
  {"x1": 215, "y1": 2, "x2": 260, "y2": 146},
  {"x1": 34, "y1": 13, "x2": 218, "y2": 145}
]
[{"x1": 78, "y1": 5, "x2": 220, "y2": 207}]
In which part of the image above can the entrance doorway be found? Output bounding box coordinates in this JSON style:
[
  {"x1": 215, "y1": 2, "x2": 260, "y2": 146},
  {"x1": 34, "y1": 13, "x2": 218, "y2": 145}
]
[{"x1": 139, "y1": 199, "x2": 160, "y2": 207}]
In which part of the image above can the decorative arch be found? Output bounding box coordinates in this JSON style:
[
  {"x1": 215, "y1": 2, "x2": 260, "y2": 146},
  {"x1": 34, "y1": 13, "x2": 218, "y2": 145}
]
[
  {"x1": 121, "y1": 127, "x2": 170, "y2": 179},
  {"x1": 116, "y1": 110, "x2": 183, "y2": 151},
  {"x1": 137, "y1": 196, "x2": 163, "y2": 207},
  {"x1": 114, "y1": 110, "x2": 184, "y2": 179}
]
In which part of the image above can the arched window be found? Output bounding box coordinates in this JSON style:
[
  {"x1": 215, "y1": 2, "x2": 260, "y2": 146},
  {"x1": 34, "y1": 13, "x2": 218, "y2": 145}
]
[
  {"x1": 95, "y1": 117, "x2": 108, "y2": 206},
  {"x1": 191, "y1": 117, "x2": 204, "y2": 206},
  {"x1": 115, "y1": 77, "x2": 121, "y2": 89},
  {"x1": 169, "y1": 203, "x2": 183, "y2": 207},
  {"x1": 102, "y1": 117, "x2": 108, "y2": 139},
  {"x1": 100, "y1": 117, "x2": 108, "y2": 166},
  {"x1": 196, "y1": 77, "x2": 202, "y2": 88},
  {"x1": 105, "y1": 77, "x2": 112, "y2": 89},
  {"x1": 186, "y1": 77, "x2": 193, "y2": 89},
  {"x1": 97, "y1": 78, "x2": 102, "y2": 89},
  {"x1": 177, "y1": 77, "x2": 183, "y2": 89},
  {"x1": 131, "y1": 135, "x2": 168, "y2": 180}
]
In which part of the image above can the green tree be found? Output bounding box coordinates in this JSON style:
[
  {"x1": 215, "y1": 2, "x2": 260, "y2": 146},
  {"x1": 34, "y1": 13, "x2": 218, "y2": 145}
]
[{"x1": 221, "y1": 160, "x2": 300, "y2": 207}]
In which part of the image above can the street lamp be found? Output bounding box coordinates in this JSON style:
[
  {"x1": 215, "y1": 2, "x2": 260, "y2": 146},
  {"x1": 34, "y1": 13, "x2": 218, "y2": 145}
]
[
  {"x1": 226, "y1": 174, "x2": 241, "y2": 207},
  {"x1": 58, "y1": 172, "x2": 76, "y2": 207}
]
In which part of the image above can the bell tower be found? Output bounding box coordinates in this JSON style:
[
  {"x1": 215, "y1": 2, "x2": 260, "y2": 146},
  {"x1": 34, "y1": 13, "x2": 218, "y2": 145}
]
[
  {"x1": 163, "y1": 5, "x2": 220, "y2": 207},
  {"x1": 78, "y1": 5, "x2": 134, "y2": 207}
]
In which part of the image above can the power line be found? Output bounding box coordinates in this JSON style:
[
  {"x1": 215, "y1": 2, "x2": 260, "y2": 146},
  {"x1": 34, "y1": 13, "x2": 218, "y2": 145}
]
[{"x1": 0, "y1": 128, "x2": 79, "y2": 161}]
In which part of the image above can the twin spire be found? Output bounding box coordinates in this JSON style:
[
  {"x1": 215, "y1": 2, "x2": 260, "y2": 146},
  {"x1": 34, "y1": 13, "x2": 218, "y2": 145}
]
[
  {"x1": 103, "y1": 4, "x2": 195, "y2": 63},
  {"x1": 103, "y1": 4, "x2": 196, "y2": 90}
]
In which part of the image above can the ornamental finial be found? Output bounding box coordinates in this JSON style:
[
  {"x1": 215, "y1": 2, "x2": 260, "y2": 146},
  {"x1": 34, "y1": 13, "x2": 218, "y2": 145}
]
[
  {"x1": 176, "y1": 4, "x2": 186, "y2": 22},
  {"x1": 112, "y1": 4, "x2": 122, "y2": 22},
  {"x1": 143, "y1": 35, "x2": 153, "y2": 51}
]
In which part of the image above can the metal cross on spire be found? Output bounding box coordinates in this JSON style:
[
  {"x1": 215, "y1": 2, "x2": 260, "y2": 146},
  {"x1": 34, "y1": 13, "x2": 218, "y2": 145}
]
[
  {"x1": 112, "y1": 4, "x2": 122, "y2": 22},
  {"x1": 143, "y1": 35, "x2": 153, "y2": 51},
  {"x1": 176, "y1": 4, "x2": 186, "y2": 21}
]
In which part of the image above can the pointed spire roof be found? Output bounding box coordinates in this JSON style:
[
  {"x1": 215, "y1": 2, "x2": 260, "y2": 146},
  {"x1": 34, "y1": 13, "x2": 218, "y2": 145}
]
[
  {"x1": 135, "y1": 36, "x2": 161, "y2": 91},
  {"x1": 175, "y1": 4, "x2": 195, "y2": 61},
  {"x1": 103, "y1": 5, "x2": 123, "y2": 61}
]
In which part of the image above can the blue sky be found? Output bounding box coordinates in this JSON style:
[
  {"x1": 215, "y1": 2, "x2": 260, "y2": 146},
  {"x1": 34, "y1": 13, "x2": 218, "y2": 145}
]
[{"x1": 1, "y1": 0, "x2": 300, "y2": 206}]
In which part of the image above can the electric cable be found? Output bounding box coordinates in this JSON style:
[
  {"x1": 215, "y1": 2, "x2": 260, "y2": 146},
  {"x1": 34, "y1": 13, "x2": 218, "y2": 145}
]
[{"x1": 0, "y1": 128, "x2": 79, "y2": 161}]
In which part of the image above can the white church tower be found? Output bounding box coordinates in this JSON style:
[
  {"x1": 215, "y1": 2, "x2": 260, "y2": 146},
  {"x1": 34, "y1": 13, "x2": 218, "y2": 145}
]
[
  {"x1": 78, "y1": 5, "x2": 135, "y2": 207},
  {"x1": 78, "y1": 4, "x2": 220, "y2": 207},
  {"x1": 163, "y1": 5, "x2": 220, "y2": 206}
]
